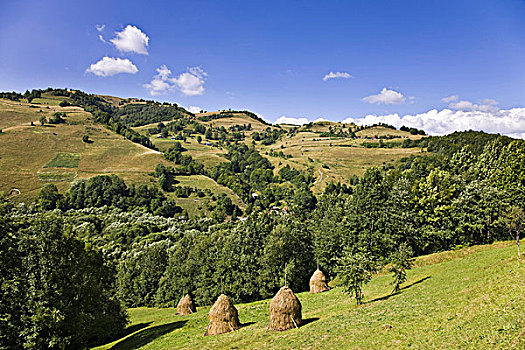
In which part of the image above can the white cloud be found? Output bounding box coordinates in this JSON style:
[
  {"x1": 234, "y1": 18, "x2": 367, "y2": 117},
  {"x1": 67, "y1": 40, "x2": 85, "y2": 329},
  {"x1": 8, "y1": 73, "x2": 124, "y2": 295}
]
[
  {"x1": 188, "y1": 106, "x2": 201, "y2": 114},
  {"x1": 341, "y1": 106, "x2": 525, "y2": 138},
  {"x1": 448, "y1": 98, "x2": 499, "y2": 113},
  {"x1": 172, "y1": 67, "x2": 207, "y2": 96},
  {"x1": 96, "y1": 24, "x2": 105, "y2": 32},
  {"x1": 143, "y1": 65, "x2": 173, "y2": 95},
  {"x1": 86, "y1": 57, "x2": 138, "y2": 77},
  {"x1": 362, "y1": 88, "x2": 406, "y2": 104},
  {"x1": 441, "y1": 95, "x2": 458, "y2": 103},
  {"x1": 275, "y1": 116, "x2": 310, "y2": 125},
  {"x1": 143, "y1": 65, "x2": 207, "y2": 96},
  {"x1": 323, "y1": 71, "x2": 352, "y2": 81},
  {"x1": 110, "y1": 25, "x2": 149, "y2": 55},
  {"x1": 98, "y1": 35, "x2": 107, "y2": 43}
]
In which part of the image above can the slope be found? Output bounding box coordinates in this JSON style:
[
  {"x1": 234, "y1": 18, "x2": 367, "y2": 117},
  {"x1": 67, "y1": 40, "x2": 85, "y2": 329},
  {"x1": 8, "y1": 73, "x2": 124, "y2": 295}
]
[
  {"x1": 0, "y1": 95, "x2": 243, "y2": 212},
  {"x1": 93, "y1": 242, "x2": 524, "y2": 350}
]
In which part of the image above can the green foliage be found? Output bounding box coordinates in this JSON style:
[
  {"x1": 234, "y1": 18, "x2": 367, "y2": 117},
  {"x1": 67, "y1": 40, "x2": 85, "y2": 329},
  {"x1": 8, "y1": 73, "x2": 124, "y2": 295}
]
[
  {"x1": 37, "y1": 184, "x2": 64, "y2": 211},
  {"x1": 48, "y1": 112, "x2": 66, "y2": 124},
  {"x1": 115, "y1": 103, "x2": 188, "y2": 127},
  {"x1": 336, "y1": 249, "x2": 376, "y2": 305},
  {"x1": 0, "y1": 214, "x2": 127, "y2": 349},
  {"x1": 388, "y1": 242, "x2": 413, "y2": 293},
  {"x1": 65, "y1": 174, "x2": 182, "y2": 217}
]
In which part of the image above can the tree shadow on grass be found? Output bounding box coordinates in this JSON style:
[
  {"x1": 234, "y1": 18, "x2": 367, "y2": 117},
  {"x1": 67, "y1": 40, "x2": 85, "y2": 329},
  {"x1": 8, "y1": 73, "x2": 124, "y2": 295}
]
[
  {"x1": 240, "y1": 321, "x2": 256, "y2": 328},
  {"x1": 110, "y1": 321, "x2": 187, "y2": 350},
  {"x1": 366, "y1": 276, "x2": 431, "y2": 304},
  {"x1": 301, "y1": 317, "x2": 320, "y2": 327}
]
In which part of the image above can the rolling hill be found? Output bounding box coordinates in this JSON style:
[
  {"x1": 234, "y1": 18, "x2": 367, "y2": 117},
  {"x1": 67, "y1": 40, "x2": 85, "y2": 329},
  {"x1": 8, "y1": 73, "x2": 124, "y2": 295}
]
[{"x1": 0, "y1": 89, "x2": 424, "y2": 213}]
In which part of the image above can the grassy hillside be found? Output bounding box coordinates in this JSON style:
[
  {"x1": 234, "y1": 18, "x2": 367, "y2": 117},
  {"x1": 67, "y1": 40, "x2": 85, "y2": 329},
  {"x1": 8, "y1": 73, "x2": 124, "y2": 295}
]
[
  {"x1": 133, "y1": 112, "x2": 426, "y2": 193},
  {"x1": 260, "y1": 125, "x2": 424, "y2": 192},
  {"x1": 0, "y1": 96, "x2": 168, "y2": 203},
  {"x1": 0, "y1": 91, "x2": 426, "y2": 211},
  {"x1": 93, "y1": 242, "x2": 524, "y2": 350},
  {"x1": 0, "y1": 95, "x2": 243, "y2": 212}
]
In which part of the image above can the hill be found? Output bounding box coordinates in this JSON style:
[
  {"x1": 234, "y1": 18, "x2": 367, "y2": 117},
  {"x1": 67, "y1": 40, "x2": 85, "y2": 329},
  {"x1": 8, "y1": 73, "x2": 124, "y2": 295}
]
[
  {"x1": 0, "y1": 96, "x2": 166, "y2": 203},
  {"x1": 0, "y1": 89, "x2": 427, "y2": 213},
  {"x1": 0, "y1": 93, "x2": 243, "y2": 215},
  {"x1": 92, "y1": 242, "x2": 524, "y2": 350}
]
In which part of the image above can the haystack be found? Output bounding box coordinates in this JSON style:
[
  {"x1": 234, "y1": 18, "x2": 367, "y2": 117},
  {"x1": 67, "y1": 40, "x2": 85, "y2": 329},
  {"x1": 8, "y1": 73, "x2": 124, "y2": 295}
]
[
  {"x1": 309, "y1": 269, "x2": 330, "y2": 294},
  {"x1": 177, "y1": 294, "x2": 196, "y2": 315},
  {"x1": 204, "y1": 294, "x2": 241, "y2": 336},
  {"x1": 267, "y1": 286, "x2": 302, "y2": 331}
]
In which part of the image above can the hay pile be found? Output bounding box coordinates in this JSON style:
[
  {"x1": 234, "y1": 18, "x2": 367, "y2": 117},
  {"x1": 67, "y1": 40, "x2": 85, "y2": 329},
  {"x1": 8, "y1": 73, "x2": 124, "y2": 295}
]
[
  {"x1": 204, "y1": 294, "x2": 241, "y2": 336},
  {"x1": 177, "y1": 294, "x2": 196, "y2": 315},
  {"x1": 309, "y1": 269, "x2": 330, "y2": 294},
  {"x1": 268, "y1": 286, "x2": 302, "y2": 331}
]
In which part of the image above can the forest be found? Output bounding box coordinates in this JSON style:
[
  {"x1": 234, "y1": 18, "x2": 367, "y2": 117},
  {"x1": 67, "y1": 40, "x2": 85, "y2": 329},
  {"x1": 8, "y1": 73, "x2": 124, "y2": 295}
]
[{"x1": 1, "y1": 90, "x2": 525, "y2": 349}]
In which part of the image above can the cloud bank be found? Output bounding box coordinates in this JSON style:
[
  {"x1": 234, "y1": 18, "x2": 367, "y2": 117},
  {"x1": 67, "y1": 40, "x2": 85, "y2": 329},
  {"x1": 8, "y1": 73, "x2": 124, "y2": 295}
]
[
  {"x1": 362, "y1": 88, "x2": 406, "y2": 104},
  {"x1": 342, "y1": 107, "x2": 525, "y2": 138},
  {"x1": 275, "y1": 116, "x2": 310, "y2": 125},
  {"x1": 144, "y1": 65, "x2": 207, "y2": 96},
  {"x1": 86, "y1": 57, "x2": 138, "y2": 77},
  {"x1": 110, "y1": 25, "x2": 149, "y2": 55},
  {"x1": 323, "y1": 71, "x2": 352, "y2": 81}
]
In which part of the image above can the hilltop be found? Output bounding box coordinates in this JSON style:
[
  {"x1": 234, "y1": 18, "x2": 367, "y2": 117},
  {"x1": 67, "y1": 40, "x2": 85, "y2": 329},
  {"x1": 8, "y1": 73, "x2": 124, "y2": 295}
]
[{"x1": 93, "y1": 242, "x2": 524, "y2": 350}]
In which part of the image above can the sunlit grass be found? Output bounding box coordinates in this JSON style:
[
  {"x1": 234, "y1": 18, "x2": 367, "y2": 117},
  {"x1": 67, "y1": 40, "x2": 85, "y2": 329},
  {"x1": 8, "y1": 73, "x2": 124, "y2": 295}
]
[{"x1": 93, "y1": 242, "x2": 524, "y2": 350}]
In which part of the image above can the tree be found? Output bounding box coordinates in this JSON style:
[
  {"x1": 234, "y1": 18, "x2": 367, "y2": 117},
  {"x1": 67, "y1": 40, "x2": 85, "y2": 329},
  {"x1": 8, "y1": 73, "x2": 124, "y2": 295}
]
[
  {"x1": 502, "y1": 206, "x2": 525, "y2": 259},
  {"x1": 196, "y1": 135, "x2": 202, "y2": 143},
  {"x1": 336, "y1": 249, "x2": 376, "y2": 305},
  {"x1": 388, "y1": 242, "x2": 413, "y2": 293},
  {"x1": 37, "y1": 184, "x2": 64, "y2": 211},
  {"x1": 39, "y1": 116, "x2": 46, "y2": 126},
  {"x1": 0, "y1": 214, "x2": 128, "y2": 349}
]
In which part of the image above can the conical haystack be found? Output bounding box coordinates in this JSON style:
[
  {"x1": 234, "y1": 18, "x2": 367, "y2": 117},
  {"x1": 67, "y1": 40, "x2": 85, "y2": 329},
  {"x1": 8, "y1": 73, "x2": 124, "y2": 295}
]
[
  {"x1": 204, "y1": 294, "x2": 241, "y2": 336},
  {"x1": 309, "y1": 269, "x2": 330, "y2": 294},
  {"x1": 177, "y1": 294, "x2": 196, "y2": 315},
  {"x1": 268, "y1": 286, "x2": 302, "y2": 331}
]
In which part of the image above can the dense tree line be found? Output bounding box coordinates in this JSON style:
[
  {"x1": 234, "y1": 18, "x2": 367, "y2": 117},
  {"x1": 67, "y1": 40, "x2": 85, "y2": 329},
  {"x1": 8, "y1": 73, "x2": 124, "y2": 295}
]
[
  {"x1": 115, "y1": 103, "x2": 189, "y2": 127},
  {"x1": 37, "y1": 175, "x2": 182, "y2": 218}
]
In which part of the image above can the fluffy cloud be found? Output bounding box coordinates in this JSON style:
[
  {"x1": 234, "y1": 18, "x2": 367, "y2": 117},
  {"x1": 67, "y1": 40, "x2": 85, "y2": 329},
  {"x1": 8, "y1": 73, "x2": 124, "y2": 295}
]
[
  {"x1": 96, "y1": 24, "x2": 105, "y2": 32},
  {"x1": 143, "y1": 65, "x2": 173, "y2": 95},
  {"x1": 172, "y1": 67, "x2": 207, "y2": 96},
  {"x1": 110, "y1": 25, "x2": 149, "y2": 55},
  {"x1": 188, "y1": 106, "x2": 201, "y2": 114},
  {"x1": 444, "y1": 97, "x2": 499, "y2": 113},
  {"x1": 441, "y1": 95, "x2": 458, "y2": 103},
  {"x1": 362, "y1": 88, "x2": 406, "y2": 104},
  {"x1": 144, "y1": 65, "x2": 207, "y2": 96},
  {"x1": 275, "y1": 116, "x2": 310, "y2": 125},
  {"x1": 86, "y1": 57, "x2": 138, "y2": 77},
  {"x1": 342, "y1": 107, "x2": 525, "y2": 138},
  {"x1": 323, "y1": 71, "x2": 352, "y2": 81}
]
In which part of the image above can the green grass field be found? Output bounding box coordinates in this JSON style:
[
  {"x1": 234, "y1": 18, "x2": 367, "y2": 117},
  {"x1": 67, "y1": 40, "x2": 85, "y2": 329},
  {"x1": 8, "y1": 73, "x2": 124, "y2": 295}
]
[
  {"x1": 92, "y1": 242, "x2": 524, "y2": 350},
  {"x1": 44, "y1": 152, "x2": 80, "y2": 168}
]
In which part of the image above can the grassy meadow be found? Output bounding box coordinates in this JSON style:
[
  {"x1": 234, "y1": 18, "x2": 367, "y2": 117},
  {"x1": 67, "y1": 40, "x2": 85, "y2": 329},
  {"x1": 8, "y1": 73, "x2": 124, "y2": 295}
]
[
  {"x1": 93, "y1": 242, "x2": 524, "y2": 350},
  {"x1": 0, "y1": 97, "x2": 242, "y2": 211},
  {"x1": 0, "y1": 96, "x2": 168, "y2": 202}
]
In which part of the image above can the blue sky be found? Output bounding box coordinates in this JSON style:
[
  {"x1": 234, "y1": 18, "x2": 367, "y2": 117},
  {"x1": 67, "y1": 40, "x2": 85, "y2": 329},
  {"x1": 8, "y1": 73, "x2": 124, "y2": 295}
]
[{"x1": 1, "y1": 0, "x2": 525, "y2": 135}]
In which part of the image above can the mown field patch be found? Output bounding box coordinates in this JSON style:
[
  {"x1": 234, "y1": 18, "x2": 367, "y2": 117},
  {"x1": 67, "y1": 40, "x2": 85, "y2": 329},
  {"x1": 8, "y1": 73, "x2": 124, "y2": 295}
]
[{"x1": 44, "y1": 152, "x2": 80, "y2": 168}]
